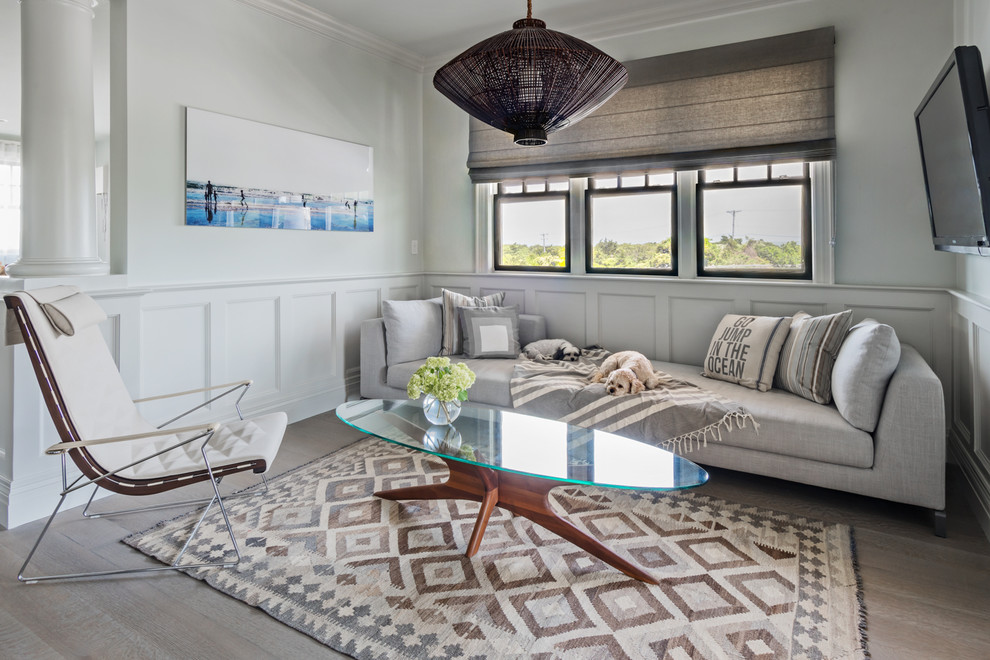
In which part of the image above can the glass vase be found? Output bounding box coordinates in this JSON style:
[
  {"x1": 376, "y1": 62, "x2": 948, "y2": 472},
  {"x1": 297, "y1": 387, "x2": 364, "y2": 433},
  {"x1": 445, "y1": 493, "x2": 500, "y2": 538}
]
[{"x1": 422, "y1": 394, "x2": 462, "y2": 425}]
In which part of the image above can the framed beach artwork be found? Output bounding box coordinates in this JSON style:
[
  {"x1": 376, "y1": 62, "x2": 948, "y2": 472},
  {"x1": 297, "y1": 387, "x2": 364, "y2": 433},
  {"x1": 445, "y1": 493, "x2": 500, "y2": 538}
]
[{"x1": 185, "y1": 107, "x2": 374, "y2": 232}]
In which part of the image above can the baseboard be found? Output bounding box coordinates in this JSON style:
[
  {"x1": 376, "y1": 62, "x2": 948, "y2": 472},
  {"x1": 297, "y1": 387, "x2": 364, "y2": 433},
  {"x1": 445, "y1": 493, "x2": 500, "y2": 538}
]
[
  {"x1": 5, "y1": 468, "x2": 111, "y2": 530},
  {"x1": 948, "y1": 431, "x2": 990, "y2": 542},
  {"x1": 0, "y1": 474, "x2": 10, "y2": 529}
]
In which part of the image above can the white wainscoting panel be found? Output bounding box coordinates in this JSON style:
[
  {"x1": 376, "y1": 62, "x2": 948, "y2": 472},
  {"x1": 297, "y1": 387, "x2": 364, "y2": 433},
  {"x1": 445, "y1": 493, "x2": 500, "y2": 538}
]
[
  {"x1": 846, "y1": 304, "x2": 936, "y2": 366},
  {"x1": 141, "y1": 303, "x2": 211, "y2": 423},
  {"x1": 288, "y1": 291, "x2": 336, "y2": 389},
  {"x1": 977, "y1": 326, "x2": 990, "y2": 473},
  {"x1": 342, "y1": 288, "x2": 383, "y2": 383},
  {"x1": 387, "y1": 285, "x2": 420, "y2": 301},
  {"x1": 99, "y1": 314, "x2": 121, "y2": 369},
  {"x1": 953, "y1": 313, "x2": 974, "y2": 445},
  {"x1": 949, "y1": 291, "x2": 990, "y2": 541},
  {"x1": 598, "y1": 293, "x2": 656, "y2": 357},
  {"x1": 535, "y1": 290, "x2": 588, "y2": 346},
  {"x1": 225, "y1": 297, "x2": 280, "y2": 399},
  {"x1": 750, "y1": 300, "x2": 827, "y2": 318},
  {"x1": 668, "y1": 296, "x2": 734, "y2": 365}
]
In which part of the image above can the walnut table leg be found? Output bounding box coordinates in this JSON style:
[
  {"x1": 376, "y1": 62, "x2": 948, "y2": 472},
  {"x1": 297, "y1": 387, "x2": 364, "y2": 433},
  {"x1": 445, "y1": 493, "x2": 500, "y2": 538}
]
[{"x1": 375, "y1": 456, "x2": 657, "y2": 585}]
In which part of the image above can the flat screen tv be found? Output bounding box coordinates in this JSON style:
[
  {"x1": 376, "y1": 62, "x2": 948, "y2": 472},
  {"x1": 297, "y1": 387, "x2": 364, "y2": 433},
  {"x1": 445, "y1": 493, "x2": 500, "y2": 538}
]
[{"x1": 915, "y1": 45, "x2": 990, "y2": 254}]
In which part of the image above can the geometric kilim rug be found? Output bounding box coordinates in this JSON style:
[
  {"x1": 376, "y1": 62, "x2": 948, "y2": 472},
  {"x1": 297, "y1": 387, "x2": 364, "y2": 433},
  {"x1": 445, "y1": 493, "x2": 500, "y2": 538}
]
[{"x1": 125, "y1": 437, "x2": 869, "y2": 660}]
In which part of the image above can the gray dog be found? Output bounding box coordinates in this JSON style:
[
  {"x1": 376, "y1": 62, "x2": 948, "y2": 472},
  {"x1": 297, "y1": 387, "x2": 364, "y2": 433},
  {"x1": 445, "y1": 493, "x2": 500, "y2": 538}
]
[{"x1": 522, "y1": 338, "x2": 581, "y2": 362}]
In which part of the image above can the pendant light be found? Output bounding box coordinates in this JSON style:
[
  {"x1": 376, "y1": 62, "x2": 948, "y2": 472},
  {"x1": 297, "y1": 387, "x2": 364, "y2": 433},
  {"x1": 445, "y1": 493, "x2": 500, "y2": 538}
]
[{"x1": 433, "y1": 0, "x2": 628, "y2": 146}]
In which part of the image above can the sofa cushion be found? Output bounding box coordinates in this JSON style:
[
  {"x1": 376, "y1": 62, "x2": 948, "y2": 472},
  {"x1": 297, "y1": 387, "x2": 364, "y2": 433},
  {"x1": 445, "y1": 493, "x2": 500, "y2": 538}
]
[
  {"x1": 832, "y1": 319, "x2": 901, "y2": 432},
  {"x1": 775, "y1": 309, "x2": 853, "y2": 404},
  {"x1": 441, "y1": 289, "x2": 505, "y2": 356},
  {"x1": 702, "y1": 314, "x2": 792, "y2": 391},
  {"x1": 656, "y1": 359, "x2": 873, "y2": 469},
  {"x1": 382, "y1": 298, "x2": 442, "y2": 366},
  {"x1": 459, "y1": 306, "x2": 520, "y2": 358},
  {"x1": 388, "y1": 357, "x2": 524, "y2": 409}
]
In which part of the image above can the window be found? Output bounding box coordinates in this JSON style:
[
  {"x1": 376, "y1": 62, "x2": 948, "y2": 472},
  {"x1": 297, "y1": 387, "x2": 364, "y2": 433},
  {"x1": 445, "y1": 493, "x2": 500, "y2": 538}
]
[
  {"x1": 697, "y1": 163, "x2": 811, "y2": 279},
  {"x1": 494, "y1": 179, "x2": 570, "y2": 272},
  {"x1": 586, "y1": 173, "x2": 676, "y2": 275},
  {"x1": 482, "y1": 160, "x2": 830, "y2": 282},
  {"x1": 0, "y1": 141, "x2": 21, "y2": 268}
]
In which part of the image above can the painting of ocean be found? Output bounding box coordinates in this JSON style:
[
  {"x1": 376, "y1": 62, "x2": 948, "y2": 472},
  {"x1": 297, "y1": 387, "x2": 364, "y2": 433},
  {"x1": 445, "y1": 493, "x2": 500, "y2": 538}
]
[
  {"x1": 186, "y1": 181, "x2": 373, "y2": 232},
  {"x1": 185, "y1": 108, "x2": 375, "y2": 233}
]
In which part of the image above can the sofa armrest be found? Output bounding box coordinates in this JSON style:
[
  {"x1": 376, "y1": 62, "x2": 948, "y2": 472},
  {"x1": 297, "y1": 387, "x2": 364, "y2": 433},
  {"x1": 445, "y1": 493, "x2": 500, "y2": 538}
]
[
  {"x1": 518, "y1": 314, "x2": 547, "y2": 347},
  {"x1": 360, "y1": 318, "x2": 390, "y2": 399},
  {"x1": 872, "y1": 345, "x2": 946, "y2": 510}
]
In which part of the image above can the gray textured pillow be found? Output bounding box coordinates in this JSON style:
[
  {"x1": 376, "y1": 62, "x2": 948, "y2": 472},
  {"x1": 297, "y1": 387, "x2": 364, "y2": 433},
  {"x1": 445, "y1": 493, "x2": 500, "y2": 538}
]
[
  {"x1": 831, "y1": 319, "x2": 901, "y2": 432},
  {"x1": 382, "y1": 298, "x2": 442, "y2": 366},
  {"x1": 441, "y1": 289, "x2": 505, "y2": 355},
  {"x1": 459, "y1": 306, "x2": 520, "y2": 358}
]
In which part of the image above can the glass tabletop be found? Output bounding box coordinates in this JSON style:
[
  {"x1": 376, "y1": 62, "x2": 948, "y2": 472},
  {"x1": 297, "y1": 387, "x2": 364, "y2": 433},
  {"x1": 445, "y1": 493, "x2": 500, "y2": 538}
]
[{"x1": 336, "y1": 399, "x2": 708, "y2": 491}]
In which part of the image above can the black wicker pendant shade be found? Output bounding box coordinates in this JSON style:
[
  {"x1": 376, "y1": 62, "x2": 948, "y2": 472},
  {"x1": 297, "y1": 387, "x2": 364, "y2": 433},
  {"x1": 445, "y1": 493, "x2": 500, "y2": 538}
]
[{"x1": 433, "y1": 2, "x2": 628, "y2": 146}]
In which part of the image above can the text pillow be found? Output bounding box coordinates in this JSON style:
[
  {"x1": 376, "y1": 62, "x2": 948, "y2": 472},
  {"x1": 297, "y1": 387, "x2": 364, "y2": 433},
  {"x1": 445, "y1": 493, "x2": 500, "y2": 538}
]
[
  {"x1": 459, "y1": 306, "x2": 520, "y2": 358},
  {"x1": 775, "y1": 309, "x2": 854, "y2": 404},
  {"x1": 382, "y1": 298, "x2": 442, "y2": 366},
  {"x1": 831, "y1": 319, "x2": 901, "y2": 431},
  {"x1": 441, "y1": 289, "x2": 505, "y2": 355},
  {"x1": 702, "y1": 314, "x2": 792, "y2": 391}
]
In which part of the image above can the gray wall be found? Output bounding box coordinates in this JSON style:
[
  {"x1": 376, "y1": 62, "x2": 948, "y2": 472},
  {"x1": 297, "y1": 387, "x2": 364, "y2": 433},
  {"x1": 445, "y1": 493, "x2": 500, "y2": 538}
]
[{"x1": 122, "y1": 0, "x2": 424, "y2": 285}]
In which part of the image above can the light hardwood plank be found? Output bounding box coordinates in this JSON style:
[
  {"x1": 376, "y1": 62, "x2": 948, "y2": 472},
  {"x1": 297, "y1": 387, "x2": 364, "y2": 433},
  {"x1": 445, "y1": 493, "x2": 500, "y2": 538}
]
[{"x1": 0, "y1": 411, "x2": 986, "y2": 659}]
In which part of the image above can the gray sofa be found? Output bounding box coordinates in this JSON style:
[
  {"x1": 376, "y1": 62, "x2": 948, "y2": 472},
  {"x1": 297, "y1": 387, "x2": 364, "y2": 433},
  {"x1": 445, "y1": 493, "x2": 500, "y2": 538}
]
[{"x1": 360, "y1": 313, "x2": 946, "y2": 533}]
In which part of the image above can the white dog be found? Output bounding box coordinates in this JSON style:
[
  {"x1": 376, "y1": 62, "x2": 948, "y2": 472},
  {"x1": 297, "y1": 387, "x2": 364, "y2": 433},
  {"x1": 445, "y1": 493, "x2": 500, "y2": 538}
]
[
  {"x1": 591, "y1": 350, "x2": 672, "y2": 396},
  {"x1": 523, "y1": 338, "x2": 581, "y2": 362}
]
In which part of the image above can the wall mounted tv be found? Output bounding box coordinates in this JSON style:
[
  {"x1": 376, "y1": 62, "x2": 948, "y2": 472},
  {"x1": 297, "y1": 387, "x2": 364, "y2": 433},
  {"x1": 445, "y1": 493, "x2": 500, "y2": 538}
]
[{"x1": 915, "y1": 45, "x2": 990, "y2": 255}]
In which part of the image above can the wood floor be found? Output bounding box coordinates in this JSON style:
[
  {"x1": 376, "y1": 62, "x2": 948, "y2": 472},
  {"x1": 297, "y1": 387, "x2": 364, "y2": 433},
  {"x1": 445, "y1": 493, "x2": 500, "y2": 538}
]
[{"x1": 1, "y1": 411, "x2": 988, "y2": 659}]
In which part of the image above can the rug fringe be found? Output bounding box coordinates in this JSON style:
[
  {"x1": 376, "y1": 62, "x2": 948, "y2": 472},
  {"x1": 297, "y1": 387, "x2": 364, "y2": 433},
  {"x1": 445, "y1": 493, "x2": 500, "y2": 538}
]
[
  {"x1": 662, "y1": 411, "x2": 758, "y2": 454},
  {"x1": 850, "y1": 528, "x2": 872, "y2": 660}
]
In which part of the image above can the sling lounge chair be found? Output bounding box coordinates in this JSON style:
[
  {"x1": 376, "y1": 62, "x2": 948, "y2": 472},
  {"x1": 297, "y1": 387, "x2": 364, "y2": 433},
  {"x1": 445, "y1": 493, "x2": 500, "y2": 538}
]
[{"x1": 4, "y1": 286, "x2": 287, "y2": 583}]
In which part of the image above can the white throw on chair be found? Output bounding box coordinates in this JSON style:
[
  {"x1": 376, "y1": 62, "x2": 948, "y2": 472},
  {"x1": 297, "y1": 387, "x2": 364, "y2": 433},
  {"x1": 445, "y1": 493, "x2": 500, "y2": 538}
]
[{"x1": 4, "y1": 286, "x2": 287, "y2": 583}]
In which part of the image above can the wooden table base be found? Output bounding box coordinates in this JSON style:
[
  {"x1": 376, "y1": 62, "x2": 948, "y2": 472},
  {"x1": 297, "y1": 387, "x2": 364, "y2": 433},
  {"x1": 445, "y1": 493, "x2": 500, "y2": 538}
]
[{"x1": 374, "y1": 456, "x2": 659, "y2": 585}]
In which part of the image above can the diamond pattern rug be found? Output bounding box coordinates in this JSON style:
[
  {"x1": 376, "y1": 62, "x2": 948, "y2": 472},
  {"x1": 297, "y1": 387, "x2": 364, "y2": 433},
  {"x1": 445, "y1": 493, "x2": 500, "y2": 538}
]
[{"x1": 125, "y1": 437, "x2": 868, "y2": 659}]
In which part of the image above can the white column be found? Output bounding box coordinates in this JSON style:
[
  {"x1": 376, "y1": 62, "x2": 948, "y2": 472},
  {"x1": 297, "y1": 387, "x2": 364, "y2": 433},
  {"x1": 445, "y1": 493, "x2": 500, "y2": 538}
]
[{"x1": 8, "y1": 0, "x2": 109, "y2": 277}]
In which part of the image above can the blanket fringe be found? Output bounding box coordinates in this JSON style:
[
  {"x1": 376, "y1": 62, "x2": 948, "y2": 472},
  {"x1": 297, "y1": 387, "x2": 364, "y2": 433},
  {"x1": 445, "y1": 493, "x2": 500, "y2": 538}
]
[{"x1": 662, "y1": 411, "x2": 758, "y2": 454}]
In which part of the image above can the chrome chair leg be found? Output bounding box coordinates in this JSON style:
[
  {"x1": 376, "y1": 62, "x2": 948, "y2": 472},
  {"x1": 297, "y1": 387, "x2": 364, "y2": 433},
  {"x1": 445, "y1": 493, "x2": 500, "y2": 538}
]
[{"x1": 17, "y1": 472, "x2": 265, "y2": 583}]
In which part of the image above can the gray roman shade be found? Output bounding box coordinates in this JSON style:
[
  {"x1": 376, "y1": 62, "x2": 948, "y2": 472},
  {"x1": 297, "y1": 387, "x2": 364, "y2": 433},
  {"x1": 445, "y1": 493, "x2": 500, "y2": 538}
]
[{"x1": 467, "y1": 27, "x2": 835, "y2": 182}]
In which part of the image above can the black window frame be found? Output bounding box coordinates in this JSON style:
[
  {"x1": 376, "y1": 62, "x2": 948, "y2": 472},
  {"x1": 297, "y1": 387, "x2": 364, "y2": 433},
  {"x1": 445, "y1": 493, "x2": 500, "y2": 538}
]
[
  {"x1": 584, "y1": 182, "x2": 678, "y2": 276},
  {"x1": 493, "y1": 188, "x2": 571, "y2": 273},
  {"x1": 695, "y1": 163, "x2": 812, "y2": 280}
]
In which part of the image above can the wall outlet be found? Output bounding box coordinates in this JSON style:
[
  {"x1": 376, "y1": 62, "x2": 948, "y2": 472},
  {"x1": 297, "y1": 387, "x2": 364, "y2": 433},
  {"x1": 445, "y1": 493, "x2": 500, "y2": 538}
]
[{"x1": 411, "y1": 240, "x2": 418, "y2": 255}]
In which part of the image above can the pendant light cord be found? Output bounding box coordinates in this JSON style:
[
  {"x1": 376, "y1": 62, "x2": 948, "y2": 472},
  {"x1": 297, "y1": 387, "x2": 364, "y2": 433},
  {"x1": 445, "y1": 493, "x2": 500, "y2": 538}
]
[{"x1": 527, "y1": 0, "x2": 532, "y2": 19}]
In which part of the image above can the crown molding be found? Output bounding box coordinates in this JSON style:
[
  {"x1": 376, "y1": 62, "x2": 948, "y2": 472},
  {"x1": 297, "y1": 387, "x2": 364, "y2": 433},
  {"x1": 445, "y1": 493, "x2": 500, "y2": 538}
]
[
  {"x1": 229, "y1": 0, "x2": 426, "y2": 72},
  {"x1": 425, "y1": 0, "x2": 813, "y2": 72},
  {"x1": 572, "y1": 0, "x2": 814, "y2": 43}
]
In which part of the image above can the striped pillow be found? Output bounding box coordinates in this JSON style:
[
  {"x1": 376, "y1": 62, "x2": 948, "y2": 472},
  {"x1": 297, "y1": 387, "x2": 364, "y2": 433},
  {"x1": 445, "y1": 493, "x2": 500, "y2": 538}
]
[
  {"x1": 440, "y1": 289, "x2": 505, "y2": 355},
  {"x1": 774, "y1": 310, "x2": 854, "y2": 404}
]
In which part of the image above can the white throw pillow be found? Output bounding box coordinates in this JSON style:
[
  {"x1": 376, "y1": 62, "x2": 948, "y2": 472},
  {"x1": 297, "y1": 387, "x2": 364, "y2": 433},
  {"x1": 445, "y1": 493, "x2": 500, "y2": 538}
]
[
  {"x1": 382, "y1": 298, "x2": 442, "y2": 366},
  {"x1": 702, "y1": 314, "x2": 792, "y2": 391},
  {"x1": 831, "y1": 319, "x2": 901, "y2": 432}
]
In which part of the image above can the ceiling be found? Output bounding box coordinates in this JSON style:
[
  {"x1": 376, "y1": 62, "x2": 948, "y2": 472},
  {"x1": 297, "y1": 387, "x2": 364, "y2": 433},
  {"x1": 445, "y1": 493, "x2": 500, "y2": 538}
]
[
  {"x1": 292, "y1": 0, "x2": 805, "y2": 62},
  {"x1": 0, "y1": 0, "x2": 802, "y2": 140}
]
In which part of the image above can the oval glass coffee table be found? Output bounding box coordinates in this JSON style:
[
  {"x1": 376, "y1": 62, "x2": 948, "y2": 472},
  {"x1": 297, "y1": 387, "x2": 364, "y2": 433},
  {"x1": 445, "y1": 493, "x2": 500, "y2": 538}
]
[{"x1": 336, "y1": 399, "x2": 708, "y2": 584}]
